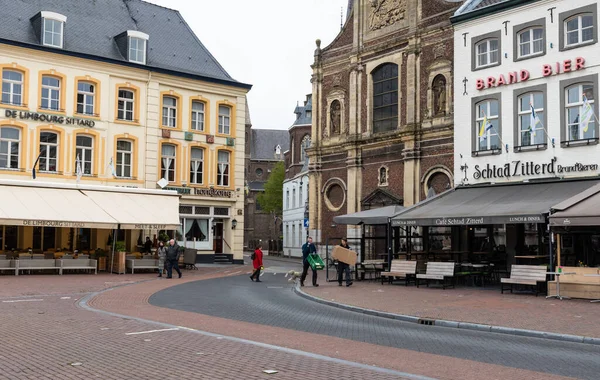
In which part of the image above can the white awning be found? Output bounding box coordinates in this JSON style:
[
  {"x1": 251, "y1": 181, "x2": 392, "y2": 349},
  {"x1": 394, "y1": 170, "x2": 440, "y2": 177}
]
[{"x1": 0, "y1": 180, "x2": 180, "y2": 230}]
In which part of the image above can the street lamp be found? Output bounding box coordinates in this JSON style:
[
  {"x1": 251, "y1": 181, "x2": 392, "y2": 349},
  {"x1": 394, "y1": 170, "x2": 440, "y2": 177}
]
[{"x1": 231, "y1": 219, "x2": 238, "y2": 229}]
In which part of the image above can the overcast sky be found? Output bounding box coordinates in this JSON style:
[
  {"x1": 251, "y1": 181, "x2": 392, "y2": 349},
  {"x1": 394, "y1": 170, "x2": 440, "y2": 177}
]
[{"x1": 147, "y1": 0, "x2": 349, "y2": 130}]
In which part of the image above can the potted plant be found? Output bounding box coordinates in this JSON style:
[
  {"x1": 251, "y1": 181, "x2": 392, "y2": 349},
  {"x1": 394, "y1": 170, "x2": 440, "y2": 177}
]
[{"x1": 95, "y1": 248, "x2": 107, "y2": 271}]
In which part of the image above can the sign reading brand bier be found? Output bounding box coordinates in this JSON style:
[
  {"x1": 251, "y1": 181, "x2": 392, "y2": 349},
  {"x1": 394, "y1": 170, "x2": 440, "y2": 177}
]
[
  {"x1": 476, "y1": 57, "x2": 586, "y2": 90},
  {"x1": 4, "y1": 109, "x2": 96, "y2": 127}
]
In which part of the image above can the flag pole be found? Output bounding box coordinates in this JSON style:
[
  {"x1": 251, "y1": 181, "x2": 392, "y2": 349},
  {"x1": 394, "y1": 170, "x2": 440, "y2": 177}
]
[
  {"x1": 480, "y1": 110, "x2": 508, "y2": 152},
  {"x1": 529, "y1": 102, "x2": 553, "y2": 147}
]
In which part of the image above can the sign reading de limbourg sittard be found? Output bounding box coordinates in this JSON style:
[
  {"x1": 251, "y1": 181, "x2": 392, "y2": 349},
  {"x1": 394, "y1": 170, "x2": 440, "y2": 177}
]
[
  {"x1": 4, "y1": 109, "x2": 96, "y2": 127},
  {"x1": 473, "y1": 158, "x2": 599, "y2": 180}
]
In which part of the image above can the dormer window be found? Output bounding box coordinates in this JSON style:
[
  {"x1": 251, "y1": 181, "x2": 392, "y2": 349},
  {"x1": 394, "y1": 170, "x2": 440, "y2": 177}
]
[
  {"x1": 41, "y1": 12, "x2": 66, "y2": 48},
  {"x1": 127, "y1": 31, "x2": 149, "y2": 64}
]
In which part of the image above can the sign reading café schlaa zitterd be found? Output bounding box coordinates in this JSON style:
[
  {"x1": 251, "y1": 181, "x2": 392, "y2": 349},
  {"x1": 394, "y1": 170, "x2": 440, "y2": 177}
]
[
  {"x1": 4, "y1": 109, "x2": 96, "y2": 127},
  {"x1": 476, "y1": 57, "x2": 586, "y2": 90}
]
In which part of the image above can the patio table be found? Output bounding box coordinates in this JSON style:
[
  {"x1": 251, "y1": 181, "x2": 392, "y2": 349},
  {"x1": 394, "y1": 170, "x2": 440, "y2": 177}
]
[{"x1": 546, "y1": 272, "x2": 576, "y2": 300}]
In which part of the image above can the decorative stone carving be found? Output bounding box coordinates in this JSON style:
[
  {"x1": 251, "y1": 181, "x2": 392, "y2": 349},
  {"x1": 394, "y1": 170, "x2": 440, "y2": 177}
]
[
  {"x1": 369, "y1": 0, "x2": 407, "y2": 31},
  {"x1": 333, "y1": 73, "x2": 342, "y2": 87},
  {"x1": 432, "y1": 74, "x2": 447, "y2": 116},
  {"x1": 433, "y1": 44, "x2": 445, "y2": 59},
  {"x1": 330, "y1": 100, "x2": 341, "y2": 135}
]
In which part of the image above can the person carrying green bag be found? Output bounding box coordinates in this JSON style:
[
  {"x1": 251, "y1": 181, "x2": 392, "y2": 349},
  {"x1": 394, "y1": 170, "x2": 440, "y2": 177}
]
[{"x1": 300, "y1": 237, "x2": 318, "y2": 287}]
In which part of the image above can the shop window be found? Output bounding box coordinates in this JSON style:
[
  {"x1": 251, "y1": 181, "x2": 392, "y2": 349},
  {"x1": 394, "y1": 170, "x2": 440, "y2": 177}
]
[
  {"x1": 77, "y1": 228, "x2": 91, "y2": 251},
  {"x1": 190, "y1": 147, "x2": 204, "y2": 185},
  {"x1": 76, "y1": 81, "x2": 96, "y2": 116},
  {"x1": 182, "y1": 218, "x2": 209, "y2": 242},
  {"x1": 39, "y1": 131, "x2": 59, "y2": 173},
  {"x1": 564, "y1": 83, "x2": 595, "y2": 142},
  {"x1": 161, "y1": 144, "x2": 176, "y2": 182},
  {"x1": 2, "y1": 226, "x2": 18, "y2": 250},
  {"x1": 0, "y1": 126, "x2": 21, "y2": 169},
  {"x1": 194, "y1": 206, "x2": 210, "y2": 215},
  {"x1": 75, "y1": 135, "x2": 93, "y2": 175},
  {"x1": 372, "y1": 63, "x2": 398, "y2": 134},
  {"x1": 116, "y1": 139, "x2": 132, "y2": 178},
  {"x1": 517, "y1": 92, "x2": 545, "y2": 146},
  {"x1": 474, "y1": 98, "x2": 501, "y2": 153},
  {"x1": 41, "y1": 76, "x2": 61, "y2": 111},
  {"x1": 179, "y1": 205, "x2": 193, "y2": 214},
  {"x1": 191, "y1": 101, "x2": 205, "y2": 131},
  {"x1": 2, "y1": 69, "x2": 23, "y2": 106},
  {"x1": 214, "y1": 207, "x2": 229, "y2": 216},
  {"x1": 117, "y1": 89, "x2": 135, "y2": 121},
  {"x1": 218, "y1": 105, "x2": 231, "y2": 135},
  {"x1": 216, "y1": 150, "x2": 230, "y2": 187}
]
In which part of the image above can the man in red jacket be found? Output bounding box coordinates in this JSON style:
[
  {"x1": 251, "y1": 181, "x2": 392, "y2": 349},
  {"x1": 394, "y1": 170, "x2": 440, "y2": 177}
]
[{"x1": 250, "y1": 244, "x2": 264, "y2": 282}]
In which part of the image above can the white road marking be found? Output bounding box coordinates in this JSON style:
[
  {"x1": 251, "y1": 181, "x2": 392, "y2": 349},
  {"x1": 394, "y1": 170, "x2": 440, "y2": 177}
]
[
  {"x1": 60, "y1": 297, "x2": 71, "y2": 300},
  {"x1": 227, "y1": 271, "x2": 241, "y2": 276},
  {"x1": 2, "y1": 299, "x2": 43, "y2": 303},
  {"x1": 125, "y1": 328, "x2": 179, "y2": 335},
  {"x1": 267, "y1": 287, "x2": 283, "y2": 289}
]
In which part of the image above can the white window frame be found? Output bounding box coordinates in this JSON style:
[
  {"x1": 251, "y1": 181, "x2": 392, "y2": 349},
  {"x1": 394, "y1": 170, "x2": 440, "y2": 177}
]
[
  {"x1": 117, "y1": 89, "x2": 135, "y2": 121},
  {"x1": 41, "y1": 76, "x2": 60, "y2": 111},
  {"x1": 191, "y1": 101, "x2": 205, "y2": 131},
  {"x1": 162, "y1": 96, "x2": 177, "y2": 128},
  {"x1": 161, "y1": 144, "x2": 176, "y2": 183},
  {"x1": 565, "y1": 14, "x2": 594, "y2": 47},
  {"x1": 518, "y1": 28, "x2": 544, "y2": 58},
  {"x1": 76, "y1": 81, "x2": 95, "y2": 116},
  {"x1": 217, "y1": 151, "x2": 230, "y2": 187},
  {"x1": 127, "y1": 31, "x2": 149, "y2": 65},
  {"x1": 116, "y1": 139, "x2": 133, "y2": 178},
  {"x1": 0, "y1": 127, "x2": 20, "y2": 169},
  {"x1": 75, "y1": 135, "x2": 93, "y2": 175},
  {"x1": 42, "y1": 12, "x2": 66, "y2": 49},
  {"x1": 517, "y1": 92, "x2": 545, "y2": 146},
  {"x1": 39, "y1": 131, "x2": 59, "y2": 173},
  {"x1": 2, "y1": 70, "x2": 23, "y2": 106},
  {"x1": 475, "y1": 39, "x2": 499, "y2": 68},
  {"x1": 218, "y1": 105, "x2": 231, "y2": 135},
  {"x1": 190, "y1": 147, "x2": 204, "y2": 185},
  {"x1": 565, "y1": 83, "x2": 596, "y2": 141},
  {"x1": 476, "y1": 100, "x2": 500, "y2": 151}
]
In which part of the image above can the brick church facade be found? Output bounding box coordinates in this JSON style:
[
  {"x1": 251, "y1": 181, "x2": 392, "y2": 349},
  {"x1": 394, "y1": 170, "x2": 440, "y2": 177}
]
[{"x1": 308, "y1": 0, "x2": 461, "y2": 253}]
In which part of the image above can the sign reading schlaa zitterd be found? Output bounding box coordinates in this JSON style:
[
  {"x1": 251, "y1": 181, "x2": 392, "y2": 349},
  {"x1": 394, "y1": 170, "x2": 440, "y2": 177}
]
[
  {"x1": 473, "y1": 158, "x2": 599, "y2": 180},
  {"x1": 4, "y1": 109, "x2": 96, "y2": 127}
]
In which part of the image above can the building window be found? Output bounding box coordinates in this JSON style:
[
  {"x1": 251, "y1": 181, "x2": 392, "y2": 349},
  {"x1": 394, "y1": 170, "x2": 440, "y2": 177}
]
[
  {"x1": 299, "y1": 184, "x2": 303, "y2": 206},
  {"x1": 372, "y1": 63, "x2": 398, "y2": 134},
  {"x1": 116, "y1": 139, "x2": 132, "y2": 178},
  {"x1": 182, "y1": 218, "x2": 209, "y2": 243},
  {"x1": 518, "y1": 92, "x2": 545, "y2": 146},
  {"x1": 518, "y1": 28, "x2": 544, "y2": 58},
  {"x1": 128, "y1": 37, "x2": 146, "y2": 64},
  {"x1": 218, "y1": 105, "x2": 231, "y2": 134},
  {"x1": 191, "y1": 101, "x2": 205, "y2": 131},
  {"x1": 217, "y1": 151, "x2": 230, "y2": 187},
  {"x1": 475, "y1": 100, "x2": 500, "y2": 151},
  {"x1": 41, "y1": 76, "x2": 61, "y2": 111},
  {"x1": 475, "y1": 39, "x2": 499, "y2": 68},
  {"x1": 190, "y1": 147, "x2": 204, "y2": 185},
  {"x1": 117, "y1": 89, "x2": 135, "y2": 121},
  {"x1": 256, "y1": 168, "x2": 263, "y2": 177},
  {"x1": 286, "y1": 190, "x2": 290, "y2": 210},
  {"x1": 39, "y1": 131, "x2": 59, "y2": 173},
  {"x1": 162, "y1": 96, "x2": 177, "y2": 128},
  {"x1": 76, "y1": 82, "x2": 95, "y2": 115},
  {"x1": 292, "y1": 188, "x2": 296, "y2": 208},
  {"x1": 565, "y1": 83, "x2": 595, "y2": 141},
  {"x1": 75, "y1": 135, "x2": 93, "y2": 175},
  {"x1": 300, "y1": 135, "x2": 311, "y2": 163},
  {"x1": 161, "y1": 144, "x2": 176, "y2": 182},
  {"x1": 43, "y1": 17, "x2": 64, "y2": 48},
  {"x1": 565, "y1": 14, "x2": 594, "y2": 47},
  {"x1": 0, "y1": 127, "x2": 20, "y2": 169},
  {"x1": 2, "y1": 70, "x2": 23, "y2": 106}
]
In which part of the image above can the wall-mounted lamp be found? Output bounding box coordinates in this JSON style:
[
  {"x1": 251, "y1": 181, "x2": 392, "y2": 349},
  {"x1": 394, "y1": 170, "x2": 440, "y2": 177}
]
[{"x1": 232, "y1": 219, "x2": 238, "y2": 229}]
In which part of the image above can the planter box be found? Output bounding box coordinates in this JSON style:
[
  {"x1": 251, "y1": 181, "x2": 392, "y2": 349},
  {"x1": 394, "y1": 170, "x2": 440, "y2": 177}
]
[
  {"x1": 97, "y1": 257, "x2": 107, "y2": 271},
  {"x1": 111, "y1": 251, "x2": 126, "y2": 274}
]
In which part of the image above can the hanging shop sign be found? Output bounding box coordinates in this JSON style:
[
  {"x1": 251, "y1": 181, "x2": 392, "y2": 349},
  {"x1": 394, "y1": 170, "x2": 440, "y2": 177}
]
[
  {"x1": 472, "y1": 158, "x2": 599, "y2": 180},
  {"x1": 476, "y1": 57, "x2": 585, "y2": 90},
  {"x1": 4, "y1": 109, "x2": 95, "y2": 127}
]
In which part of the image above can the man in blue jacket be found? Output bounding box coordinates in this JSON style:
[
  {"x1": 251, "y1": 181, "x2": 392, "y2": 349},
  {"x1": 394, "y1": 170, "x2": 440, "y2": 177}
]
[{"x1": 300, "y1": 236, "x2": 318, "y2": 287}]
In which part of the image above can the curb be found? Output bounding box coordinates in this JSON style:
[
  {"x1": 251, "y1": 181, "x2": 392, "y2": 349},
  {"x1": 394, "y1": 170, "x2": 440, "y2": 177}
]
[{"x1": 293, "y1": 283, "x2": 600, "y2": 347}]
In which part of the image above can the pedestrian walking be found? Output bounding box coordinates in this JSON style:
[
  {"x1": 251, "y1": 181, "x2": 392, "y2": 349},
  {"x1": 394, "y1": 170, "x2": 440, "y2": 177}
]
[
  {"x1": 338, "y1": 238, "x2": 353, "y2": 287},
  {"x1": 250, "y1": 244, "x2": 264, "y2": 282},
  {"x1": 156, "y1": 241, "x2": 167, "y2": 277},
  {"x1": 165, "y1": 239, "x2": 182, "y2": 279},
  {"x1": 300, "y1": 237, "x2": 318, "y2": 287}
]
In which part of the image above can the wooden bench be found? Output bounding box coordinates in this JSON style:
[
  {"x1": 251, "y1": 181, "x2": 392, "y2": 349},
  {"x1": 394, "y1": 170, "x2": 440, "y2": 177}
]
[
  {"x1": 126, "y1": 259, "x2": 158, "y2": 274},
  {"x1": 356, "y1": 260, "x2": 385, "y2": 281},
  {"x1": 416, "y1": 262, "x2": 455, "y2": 289},
  {"x1": 0, "y1": 259, "x2": 18, "y2": 275},
  {"x1": 501, "y1": 265, "x2": 547, "y2": 296},
  {"x1": 17, "y1": 259, "x2": 60, "y2": 275},
  {"x1": 381, "y1": 260, "x2": 417, "y2": 286},
  {"x1": 59, "y1": 259, "x2": 97, "y2": 275}
]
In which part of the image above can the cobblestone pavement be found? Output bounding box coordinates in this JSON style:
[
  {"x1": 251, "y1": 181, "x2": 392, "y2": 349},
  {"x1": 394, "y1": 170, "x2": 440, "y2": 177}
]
[{"x1": 301, "y1": 277, "x2": 600, "y2": 339}]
